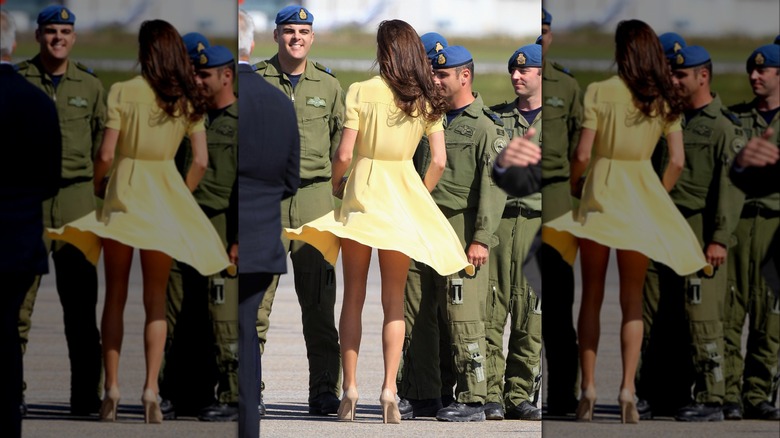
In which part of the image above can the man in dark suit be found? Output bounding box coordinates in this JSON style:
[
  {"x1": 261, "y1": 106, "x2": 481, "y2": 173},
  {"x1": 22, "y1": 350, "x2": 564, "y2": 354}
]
[
  {"x1": 235, "y1": 10, "x2": 300, "y2": 438},
  {"x1": 0, "y1": 10, "x2": 61, "y2": 438}
]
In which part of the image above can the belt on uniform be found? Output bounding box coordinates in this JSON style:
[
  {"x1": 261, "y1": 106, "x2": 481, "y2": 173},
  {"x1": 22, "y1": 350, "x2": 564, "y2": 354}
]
[
  {"x1": 741, "y1": 204, "x2": 780, "y2": 218},
  {"x1": 299, "y1": 176, "x2": 330, "y2": 187},
  {"x1": 503, "y1": 206, "x2": 541, "y2": 219}
]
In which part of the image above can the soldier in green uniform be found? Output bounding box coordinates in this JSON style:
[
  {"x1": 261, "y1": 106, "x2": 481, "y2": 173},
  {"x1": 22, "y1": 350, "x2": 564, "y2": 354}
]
[
  {"x1": 483, "y1": 43, "x2": 543, "y2": 421},
  {"x1": 16, "y1": 5, "x2": 106, "y2": 416},
  {"x1": 397, "y1": 45, "x2": 507, "y2": 423},
  {"x1": 253, "y1": 5, "x2": 345, "y2": 415},
  {"x1": 723, "y1": 44, "x2": 780, "y2": 421},
  {"x1": 538, "y1": 7, "x2": 584, "y2": 416},
  {"x1": 158, "y1": 43, "x2": 239, "y2": 421},
  {"x1": 642, "y1": 46, "x2": 746, "y2": 422}
]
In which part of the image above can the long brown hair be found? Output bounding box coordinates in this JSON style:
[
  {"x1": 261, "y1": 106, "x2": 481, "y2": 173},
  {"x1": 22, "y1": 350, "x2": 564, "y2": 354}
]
[
  {"x1": 138, "y1": 20, "x2": 206, "y2": 122},
  {"x1": 615, "y1": 19, "x2": 684, "y2": 122},
  {"x1": 375, "y1": 20, "x2": 447, "y2": 122}
]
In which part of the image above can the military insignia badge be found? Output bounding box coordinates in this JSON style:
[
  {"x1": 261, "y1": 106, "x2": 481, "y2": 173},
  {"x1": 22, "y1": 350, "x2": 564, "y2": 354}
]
[
  {"x1": 673, "y1": 41, "x2": 682, "y2": 53},
  {"x1": 200, "y1": 53, "x2": 208, "y2": 65},
  {"x1": 545, "y1": 96, "x2": 564, "y2": 107},
  {"x1": 517, "y1": 52, "x2": 526, "y2": 66},
  {"x1": 197, "y1": 42, "x2": 206, "y2": 53},
  {"x1": 755, "y1": 53, "x2": 765, "y2": 65},
  {"x1": 299, "y1": 8, "x2": 307, "y2": 20},
  {"x1": 493, "y1": 137, "x2": 507, "y2": 154},
  {"x1": 676, "y1": 53, "x2": 684, "y2": 65},
  {"x1": 437, "y1": 54, "x2": 446, "y2": 65},
  {"x1": 454, "y1": 125, "x2": 474, "y2": 137},
  {"x1": 68, "y1": 96, "x2": 88, "y2": 108},
  {"x1": 435, "y1": 42, "x2": 444, "y2": 52},
  {"x1": 61, "y1": 9, "x2": 69, "y2": 20},
  {"x1": 731, "y1": 137, "x2": 746, "y2": 154},
  {"x1": 306, "y1": 96, "x2": 327, "y2": 108}
]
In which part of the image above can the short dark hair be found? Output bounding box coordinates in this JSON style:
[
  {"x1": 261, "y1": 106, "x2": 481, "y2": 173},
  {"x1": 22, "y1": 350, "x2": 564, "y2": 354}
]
[{"x1": 455, "y1": 61, "x2": 475, "y2": 82}]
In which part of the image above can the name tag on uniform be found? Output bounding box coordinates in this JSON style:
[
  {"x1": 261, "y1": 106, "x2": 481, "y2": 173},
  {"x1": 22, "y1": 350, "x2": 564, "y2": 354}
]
[
  {"x1": 68, "y1": 96, "x2": 88, "y2": 108},
  {"x1": 306, "y1": 96, "x2": 326, "y2": 108}
]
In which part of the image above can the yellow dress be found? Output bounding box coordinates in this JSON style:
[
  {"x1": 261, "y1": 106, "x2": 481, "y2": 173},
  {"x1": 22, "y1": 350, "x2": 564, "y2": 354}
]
[
  {"x1": 284, "y1": 76, "x2": 474, "y2": 276},
  {"x1": 49, "y1": 76, "x2": 234, "y2": 276},
  {"x1": 546, "y1": 76, "x2": 711, "y2": 276}
]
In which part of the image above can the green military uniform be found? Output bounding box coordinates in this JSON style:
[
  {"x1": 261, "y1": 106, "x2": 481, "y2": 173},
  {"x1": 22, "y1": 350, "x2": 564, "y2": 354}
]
[
  {"x1": 539, "y1": 58, "x2": 583, "y2": 412},
  {"x1": 16, "y1": 55, "x2": 106, "y2": 411},
  {"x1": 253, "y1": 55, "x2": 345, "y2": 402},
  {"x1": 485, "y1": 99, "x2": 542, "y2": 411},
  {"x1": 160, "y1": 100, "x2": 239, "y2": 411},
  {"x1": 399, "y1": 92, "x2": 508, "y2": 404},
  {"x1": 641, "y1": 93, "x2": 746, "y2": 409},
  {"x1": 724, "y1": 100, "x2": 780, "y2": 411}
]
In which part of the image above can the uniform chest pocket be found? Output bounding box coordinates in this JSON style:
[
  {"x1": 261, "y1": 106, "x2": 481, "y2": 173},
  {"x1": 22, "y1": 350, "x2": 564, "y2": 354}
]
[
  {"x1": 444, "y1": 141, "x2": 478, "y2": 193},
  {"x1": 59, "y1": 112, "x2": 92, "y2": 156},
  {"x1": 206, "y1": 141, "x2": 237, "y2": 189},
  {"x1": 682, "y1": 141, "x2": 715, "y2": 194},
  {"x1": 299, "y1": 113, "x2": 331, "y2": 157}
]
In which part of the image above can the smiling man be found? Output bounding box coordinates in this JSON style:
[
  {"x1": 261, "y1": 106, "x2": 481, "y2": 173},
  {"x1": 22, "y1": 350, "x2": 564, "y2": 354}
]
[
  {"x1": 253, "y1": 5, "x2": 345, "y2": 416},
  {"x1": 16, "y1": 5, "x2": 106, "y2": 417}
]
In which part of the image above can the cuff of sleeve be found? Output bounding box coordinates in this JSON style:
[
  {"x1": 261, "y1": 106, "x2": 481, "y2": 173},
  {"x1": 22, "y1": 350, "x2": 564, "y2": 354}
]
[
  {"x1": 711, "y1": 231, "x2": 731, "y2": 248},
  {"x1": 473, "y1": 230, "x2": 499, "y2": 249}
]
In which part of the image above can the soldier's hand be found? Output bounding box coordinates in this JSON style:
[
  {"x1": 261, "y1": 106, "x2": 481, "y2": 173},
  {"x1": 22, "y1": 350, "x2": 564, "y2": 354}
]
[
  {"x1": 466, "y1": 241, "x2": 489, "y2": 268},
  {"x1": 705, "y1": 242, "x2": 727, "y2": 268},
  {"x1": 228, "y1": 243, "x2": 238, "y2": 266},
  {"x1": 735, "y1": 128, "x2": 778, "y2": 169},
  {"x1": 496, "y1": 128, "x2": 541, "y2": 169}
]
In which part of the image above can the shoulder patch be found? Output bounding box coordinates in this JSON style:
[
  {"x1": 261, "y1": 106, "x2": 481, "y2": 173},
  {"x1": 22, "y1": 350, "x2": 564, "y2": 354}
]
[
  {"x1": 313, "y1": 61, "x2": 336, "y2": 77},
  {"x1": 482, "y1": 108, "x2": 504, "y2": 127},
  {"x1": 75, "y1": 61, "x2": 98, "y2": 77},
  {"x1": 493, "y1": 137, "x2": 507, "y2": 154},
  {"x1": 552, "y1": 61, "x2": 574, "y2": 77},
  {"x1": 731, "y1": 136, "x2": 746, "y2": 154},
  {"x1": 721, "y1": 108, "x2": 742, "y2": 127},
  {"x1": 489, "y1": 101, "x2": 511, "y2": 113}
]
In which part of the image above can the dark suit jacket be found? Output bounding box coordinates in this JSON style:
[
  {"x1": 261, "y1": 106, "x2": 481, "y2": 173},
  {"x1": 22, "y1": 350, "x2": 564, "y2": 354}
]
[
  {"x1": 492, "y1": 161, "x2": 541, "y2": 198},
  {"x1": 0, "y1": 63, "x2": 61, "y2": 274},
  {"x1": 236, "y1": 62, "x2": 300, "y2": 274}
]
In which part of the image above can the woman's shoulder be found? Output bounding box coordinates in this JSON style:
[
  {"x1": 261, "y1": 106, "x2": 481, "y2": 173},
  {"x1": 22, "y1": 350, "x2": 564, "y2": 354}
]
[
  {"x1": 586, "y1": 75, "x2": 630, "y2": 100},
  {"x1": 348, "y1": 76, "x2": 391, "y2": 100},
  {"x1": 109, "y1": 76, "x2": 154, "y2": 100}
]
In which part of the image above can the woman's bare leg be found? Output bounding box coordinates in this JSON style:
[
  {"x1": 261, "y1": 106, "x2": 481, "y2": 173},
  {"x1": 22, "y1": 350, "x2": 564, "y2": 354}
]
[
  {"x1": 339, "y1": 239, "x2": 372, "y2": 392},
  {"x1": 101, "y1": 239, "x2": 134, "y2": 393},
  {"x1": 615, "y1": 249, "x2": 648, "y2": 394},
  {"x1": 577, "y1": 238, "x2": 610, "y2": 394},
  {"x1": 139, "y1": 249, "x2": 172, "y2": 393},
  {"x1": 377, "y1": 249, "x2": 410, "y2": 393}
]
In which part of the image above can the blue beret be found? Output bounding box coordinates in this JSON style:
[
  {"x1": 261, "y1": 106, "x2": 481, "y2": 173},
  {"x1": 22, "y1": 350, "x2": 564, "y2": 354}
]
[
  {"x1": 182, "y1": 32, "x2": 210, "y2": 62},
  {"x1": 747, "y1": 44, "x2": 780, "y2": 71},
  {"x1": 37, "y1": 5, "x2": 75, "y2": 25},
  {"x1": 432, "y1": 45, "x2": 473, "y2": 69},
  {"x1": 542, "y1": 8, "x2": 552, "y2": 25},
  {"x1": 671, "y1": 45, "x2": 710, "y2": 69},
  {"x1": 509, "y1": 44, "x2": 542, "y2": 71},
  {"x1": 420, "y1": 32, "x2": 448, "y2": 58},
  {"x1": 535, "y1": 35, "x2": 543, "y2": 45},
  {"x1": 196, "y1": 45, "x2": 234, "y2": 69},
  {"x1": 659, "y1": 32, "x2": 687, "y2": 59},
  {"x1": 275, "y1": 6, "x2": 313, "y2": 25}
]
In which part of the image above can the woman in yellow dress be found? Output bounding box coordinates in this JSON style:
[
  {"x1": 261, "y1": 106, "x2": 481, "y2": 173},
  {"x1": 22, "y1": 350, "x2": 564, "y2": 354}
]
[
  {"x1": 284, "y1": 19, "x2": 473, "y2": 423},
  {"x1": 545, "y1": 20, "x2": 711, "y2": 423},
  {"x1": 49, "y1": 20, "x2": 233, "y2": 423}
]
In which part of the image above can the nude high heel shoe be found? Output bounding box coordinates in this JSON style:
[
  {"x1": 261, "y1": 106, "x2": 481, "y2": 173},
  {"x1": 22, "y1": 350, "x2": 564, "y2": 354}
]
[
  {"x1": 99, "y1": 387, "x2": 120, "y2": 422},
  {"x1": 576, "y1": 387, "x2": 596, "y2": 422},
  {"x1": 337, "y1": 388, "x2": 359, "y2": 421},
  {"x1": 618, "y1": 388, "x2": 639, "y2": 424},
  {"x1": 379, "y1": 389, "x2": 401, "y2": 424},
  {"x1": 141, "y1": 388, "x2": 163, "y2": 424}
]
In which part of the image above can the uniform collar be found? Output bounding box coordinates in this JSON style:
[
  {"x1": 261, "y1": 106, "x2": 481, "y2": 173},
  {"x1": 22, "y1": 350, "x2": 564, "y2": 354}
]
[
  {"x1": 264, "y1": 55, "x2": 319, "y2": 82},
  {"x1": 28, "y1": 54, "x2": 82, "y2": 82},
  {"x1": 460, "y1": 92, "x2": 484, "y2": 119},
  {"x1": 699, "y1": 92, "x2": 723, "y2": 119}
]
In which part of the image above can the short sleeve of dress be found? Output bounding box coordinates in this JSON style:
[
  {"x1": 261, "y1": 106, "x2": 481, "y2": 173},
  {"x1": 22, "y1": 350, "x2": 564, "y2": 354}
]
[
  {"x1": 343, "y1": 82, "x2": 361, "y2": 131},
  {"x1": 187, "y1": 116, "x2": 206, "y2": 135},
  {"x1": 105, "y1": 83, "x2": 122, "y2": 130},
  {"x1": 663, "y1": 115, "x2": 682, "y2": 135},
  {"x1": 425, "y1": 114, "x2": 444, "y2": 135},
  {"x1": 581, "y1": 82, "x2": 598, "y2": 131}
]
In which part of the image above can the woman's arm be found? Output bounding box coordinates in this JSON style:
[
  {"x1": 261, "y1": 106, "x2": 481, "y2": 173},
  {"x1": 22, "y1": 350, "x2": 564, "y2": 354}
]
[
  {"x1": 423, "y1": 131, "x2": 446, "y2": 192},
  {"x1": 662, "y1": 130, "x2": 684, "y2": 192},
  {"x1": 94, "y1": 128, "x2": 119, "y2": 197},
  {"x1": 570, "y1": 127, "x2": 596, "y2": 197},
  {"x1": 332, "y1": 127, "x2": 358, "y2": 195},
  {"x1": 185, "y1": 130, "x2": 208, "y2": 192}
]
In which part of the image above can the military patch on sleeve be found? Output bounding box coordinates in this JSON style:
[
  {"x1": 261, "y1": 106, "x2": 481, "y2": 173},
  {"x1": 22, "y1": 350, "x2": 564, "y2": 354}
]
[
  {"x1": 493, "y1": 137, "x2": 507, "y2": 154},
  {"x1": 731, "y1": 137, "x2": 746, "y2": 154}
]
